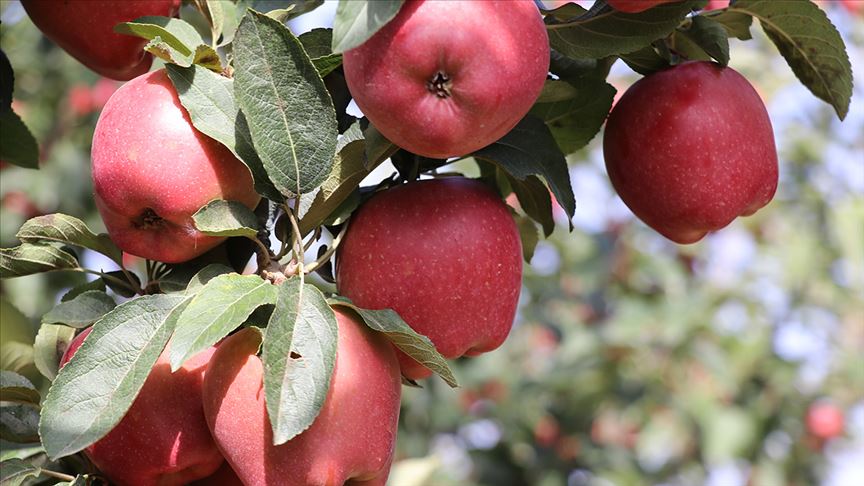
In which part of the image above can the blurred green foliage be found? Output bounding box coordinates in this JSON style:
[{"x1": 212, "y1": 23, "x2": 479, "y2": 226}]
[{"x1": 0, "y1": 1, "x2": 861, "y2": 485}]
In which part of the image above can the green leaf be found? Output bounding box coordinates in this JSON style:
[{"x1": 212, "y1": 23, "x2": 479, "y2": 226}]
[
  {"x1": 169, "y1": 274, "x2": 277, "y2": 371},
  {"x1": 39, "y1": 294, "x2": 186, "y2": 459},
  {"x1": 0, "y1": 458, "x2": 41, "y2": 485},
  {"x1": 731, "y1": 0, "x2": 852, "y2": 119},
  {"x1": 331, "y1": 0, "x2": 404, "y2": 54},
  {"x1": 42, "y1": 291, "x2": 116, "y2": 329},
  {"x1": 0, "y1": 111, "x2": 38, "y2": 170},
  {"x1": 263, "y1": 279, "x2": 337, "y2": 445},
  {"x1": 0, "y1": 244, "x2": 79, "y2": 279},
  {"x1": 205, "y1": 0, "x2": 225, "y2": 43},
  {"x1": 192, "y1": 200, "x2": 260, "y2": 238},
  {"x1": 473, "y1": 116, "x2": 576, "y2": 225},
  {"x1": 192, "y1": 44, "x2": 222, "y2": 71},
  {"x1": 233, "y1": 10, "x2": 338, "y2": 197},
  {"x1": 547, "y1": 1, "x2": 702, "y2": 59},
  {"x1": 549, "y1": 51, "x2": 617, "y2": 84},
  {"x1": 619, "y1": 43, "x2": 671, "y2": 75},
  {"x1": 61, "y1": 279, "x2": 106, "y2": 302},
  {"x1": 0, "y1": 343, "x2": 33, "y2": 377},
  {"x1": 165, "y1": 64, "x2": 282, "y2": 201},
  {"x1": 299, "y1": 29, "x2": 343, "y2": 78},
  {"x1": 678, "y1": 15, "x2": 730, "y2": 65},
  {"x1": 0, "y1": 404, "x2": 40, "y2": 443},
  {"x1": 32, "y1": 324, "x2": 76, "y2": 381},
  {"x1": 16, "y1": 214, "x2": 122, "y2": 264},
  {"x1": 0, "y1": 49, "x2": 12, "y2": 112},
  {"x1": 102, "y1": 270, "x2": 140, "y2": 299},
  {"x1": 515, "y1": 214, "x2": 541, "y2": 263},
  {"x1": 508, "y1": 175, "x2": 555, "y2": 238},
  {"x1": 185, "y1": 264, "x2": 235, "y2": 295},
  {"x1": 706, "y1": 9, "x2": 753, "y2": 40},
  {"x1": 363, "y1": 123, "x2": 398, "y2": 170},
  {"x1": 115, "y1": 16, "x2": 204, "y2": 58},
  {"x1": 0, "y1": 372, "x2": 39, "y2": 405},
  {"x1": 259, "y1": 0, "x2": 325, "y2": 23},
  {"x1": 530, "y1": 78, "x2": 616, "y2": 155},
  {"x1": 329, "y1": 299, "x2": 457, "y2": 387}
]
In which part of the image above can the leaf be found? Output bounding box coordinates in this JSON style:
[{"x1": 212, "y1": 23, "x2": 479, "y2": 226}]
[
  {"x1": 299, "y1": 28, "x2": 343, "y2": 78},
  {"x1": 185, "y1": 264, "x2": 234, "y2": 294},
  {"x1": 0, "y1": 404, "x2": 40, "y2": 443},
  {"x1": 549, "y1": 51, "x2": 617, "y2": 84},
  {"x1": 233, "y1": 10, "x2": 337, "y2": 197},
  {"x1": 473, "y1": 116, "x2": 576, "y2": 225},
  {"x1": 33, "y1": 324, "x2": 76, "y2": 381},
  {"x1": 0, "y1": 371, "x2": 39, "y2": 405},
  {"x1": 193, "y1": 200, "x2": 260, "y2": 238},
  {"x1": 508, "y1": 175, "x2": 555, "y2": 238},
  {"x1": 192, "y1": 44, "x2": 222, "y2": 71},
  {"x1": 16, "y1": 214, "x2": 122, "y2": 264},
  {"x1": 39, "y1": 294, "x2": 187, "y2": 459},
  {"x1": 165, "y1": 64, "x2": 282, "y2": 201},
  {"x1": 331, "y1": 0, "x2": 404, "y2": 54},
  {"x1": 620, "y1": 43, "x2": 671, "y2": 75},
  {"x1": 42, "y1": 291, "x2": 116, "y2": 329},
  {"x1": 0, "y1": 343, "x2": 33, "y2": 376},
  {"x1": 205, "y1": 0, "x2": 225, "y2": 43},
  {"x1": 115, "y1": 16, "x2": 204, "y2": 58},
  {"x1": 731, "y1": 0, "x2": 852, "y2": 119},
  {"x1": 515, "y1": 214, "x2": 541, "y2": 263},
  {"x1": 678, "y1": 15, "x2": 730, "y2": 65},
  {"x1": 61, "y1": 279, "x2": 106, "y2": 302},
  {"x1": 706, "y1": 9, "x2": 753, "y2": 40},
  {"x1": 547, "y1": 1, "x2": 702, "y2": 59},
  {"x1": 363, "y1": 122, "x2": 398, "y2": 170},
  {"x1": 102, "y1": 270, "x2": 140, "y2": 299},
  {"x1": 0, "y1": 111, "x2": 38, "y2": 170},
  {"x1": 0, "y1": 244, "x2": 79, "y2": 279},
  {"x1": 0, "y1": 458, "x2": 41, "y2": 485},
  {"x1": 530, "y1": 78, "x2": 616, "y2": 154},
  {"x1": 0, "y1": 49, "x2": 12, "y2": 112},
  {"x1": 259, "y1": 0, "x2": 324, "y2": 23},
  {"x1": 329, "y1": 299, "x2": 457, "y2": 387},
  {"x1": 263, "y1": 279, "x2": 337, "y2": 445},
  {"x1": 169, "y1": 274, "x2": 277, "y2": 371}
]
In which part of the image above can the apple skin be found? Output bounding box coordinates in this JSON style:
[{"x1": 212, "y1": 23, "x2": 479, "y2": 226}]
[
  {"x1": 342, "y1": 0, "x2": 549, "y2": 158},
  {"x1": 806, "y1": 402, "x2": 845, "y2": 440},
  {"x1": 21, "y1": 0, "x2": 179, "y2": 81},
  {"x1": 603, "y1": 61, "x2": 778, "y2": 244},
  {"x1": 91, "y1": 69, "x2": 260, "y2": 263},
  {"x1": 336, "y1": 178, "x2": 523, "y2": 380},
  {"x1": 202, "y1": 310, "x2": 401, "y2": 486},
  {"x1": 59, "y1": 327, "x2": 223, "y2": 486},
  {"x1": 606, "y1": 0, "x2": 679, "y2": 13}
]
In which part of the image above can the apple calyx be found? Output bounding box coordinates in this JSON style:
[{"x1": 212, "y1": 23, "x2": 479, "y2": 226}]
[
  {"x1": 427, "y1": 71, "x2": 453, "y2": 98},
  {"x1": 131, "y1": 208, "x2": 167, "y2": 230}
]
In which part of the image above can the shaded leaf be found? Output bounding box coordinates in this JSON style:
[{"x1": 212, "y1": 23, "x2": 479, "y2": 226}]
[
  {"x1": 193, "y1": 200, "x2": 260, "y2": 238},
  {"x1": 0, "y1": 371, "x2": 39, "y2": 405},
  {"x1": 0, "y1": 244, "x2": 79, "y2": 279},
  {"x1": 0, "y1": 111, "x2": 38, "y2": 170},
  {"x1": 0, "y1": 458, "x2": 41, "y2": 485},
  {"x1": 16, "y1": 214, "x2": 121, "y2": 264},
  {"x1": 530, "y1": 78, "x2": 615, "y2": 154},
  {"x1": 1, "y1": 404, "x2": 39, "y2": 444},
  {"x1": 42, "y1": 291, "x2": 116, "y2": 329},
  {"x1": 508, "y1": 175, "x2": 555, "y2": 238},
  {"x1": 332, "y1": 0, "x2": 404, "y2": 54},
  {"x1": 33, "y1": 324, "x2": 76, "y2": 381}
]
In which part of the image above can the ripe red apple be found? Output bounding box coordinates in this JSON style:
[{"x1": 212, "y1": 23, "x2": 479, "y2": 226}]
[
  {"x1": 60, "y1": 327, "x2": 223, "y2": 486},
  {"x1": 806, "y1": 402, "x2": 845, "y2": 440},
  {"x1": 21, "y1": 0, "x2": 179, "y2": 81},
  {"x1": 336, "y1": 178, "x2": 523, "y2": 379},
  {"x1": 603, "y1": 61, "x2": 778, "y2": 244},
  {"x1": 606, "y1": 0, "x2": 679, "y2": 13},
  {"x1": 91, "y1": 69, "x2": 260, "y2": 263},
  {"x1": 203, "y1": 310, "x2": 401, "y2": 486},
  {"x1": 704, "y1": 0, "x2": 729, "y2": 10},
  {"x1": 342, "y1": 0, "x2": 549, "y2": 158}
]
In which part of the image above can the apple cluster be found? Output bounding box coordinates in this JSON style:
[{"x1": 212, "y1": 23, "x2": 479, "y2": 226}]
[{"x1": 19, "y1": 0, "x2": 783, "y2": 484}]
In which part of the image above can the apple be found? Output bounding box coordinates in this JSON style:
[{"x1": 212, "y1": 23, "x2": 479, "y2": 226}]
[
  {"x1": 806, "y1": 402, "x2": 845, "y2": 440},
  {"x1": 342, "y1": 0, "x2": 549, "y2": 158},
  {"x1": 190, "y1": 462, "x2": 243, "y2": 486},
  {"x1": 603, "y1": 61, "x2": 778, "y2": 244},
  {"x1": 336, "y1": 177, "x2": 523, "y2": 379},
  {"x1": 91, "y1": 69, "x2": 260, "y2": 263},
  {"x1": 203, "y1": 310, "x2": 401, "y2": 486},
  {"x1": 704, "y1": 0, "x2": 729, "y2": 10},
  {"x1": 21, "y1": 0, "x2": 179, "y2": 81},
  {"x1": 59, "y1": 327, "x2": 223, "y2": 486},
  {"x1": 606, "y1": 0, "x2": 679, "y2": 13}
]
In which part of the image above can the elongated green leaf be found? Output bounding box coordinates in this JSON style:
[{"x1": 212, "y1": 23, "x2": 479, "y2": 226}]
[
  {"x1": 473, "y1": 116, "x2": 576, "y2": 225},
  {"x1": 329, "y1": 299, "x2": 457, "y2": 387},
  {"x1": 508, "y1": 175, "x2": 555, "y2": 238},
  {"x1": 42, "y1": 291, "x2": 116, "y2": 329},
  {"x1": 731, "y1": 0, "x2": 852, "y2": 119},
  {"x1": 205, "y1": 0, "x2": 225, "y2": 43},
  {"x1": 0, "y1": 458, "x2": 41, "y2": 485},
  {"x1": 260, "y1": 0, "x2": 324, "y2": 23},
  {"x1": 0, "y1": 372, "x2": 39, "y2": 405},
  {"x1": 1, "y1": 404, "x2": 40, "y2": 443},
  {"x1": 115, "y1": 16, "x2": 204, "y2": 57},
  {"x1": 299, "y1": 28, "x2": 343, "y2": 77},
  {"x1": 0, "y1": 343, "x2": 33, "y2": 377},
  {"x1": 263, "y1": 279, "x2": 337, "y2": 445},
  {"x1": 16, "y1": 214, "x2": 121, "y2": 263},
  {"x1": 185, "y1": 264, "x2": 235, "y2": 294},
  {"x1": 233, "y1": 10, "x2": 337, "y2": 197},
  {"x1": 193, "y1": 200, "x2": 260, "y2": 238},
  {"x1": 706, "y1": 9, "x2": 753, "y2": 40},
  {"x1": 332, "y1": 0, "x2": 404, "y2": 54},
  {"x1": 530, "y1": 78, "x2": 615, "y2": 155},
  {"x1": 39, "y1": 294, "x2": 186, "y2": 459},
  {"x1": 169, "y1": 274, "x2": 277, "y2": 370},
  {"x1": 547, "y1": 1, "x2": 701, "y2": 59},
  {"x1": 33, "y1": 324, "x2": 76, "y2": 381},
  {"x1": 1, "y1": 49, "x2": 12, "y2": 112},
  {"x1": 165, "y1": 64, "x2": 281, "y2": 201},
  {"x1": 677, "y1": 15, "x2": 730, "y2": 65},
  {"x1": 619, "y1": 44, "x2": 670, "y2": 75},
  {"x1": 0, "y1": 110, "x2": 38, "y2": 170},
  {"x1": 0, "y1": 244, "x2": 78, "y2": 279},
  {"x1": 61, "y1": 279, "x2": 106, "y2": 302},
  {"x1": 515, "y1": 214, "x2": 541, "y2": 263}
]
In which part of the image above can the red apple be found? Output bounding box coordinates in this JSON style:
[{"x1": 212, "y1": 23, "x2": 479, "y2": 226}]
[
  {"x1": 203, "y1": 310, "x2": 401, "y2": 486},
  {"x1": 342, "y1": 0, "x2": 549, "y2": 158},
  {"x1": 91, "y1": 69, "x2": 260, "y2": 263},
  {"x1": 603, "y1": 61, "x2": 777, "y2": 244},
  {"x1": 60, "y1": 328, "x2": 223, "y2": 486},
  {"x1": 806, "y1": 402, "x2": 845, "y2": 440},
  {"x1": 704, "y1": 0, "x2": 729, "y2": 10},
  {"x1": 336, "y1": 178, "x2": 523, "y2": 380},
  {"x1": 606, "y1": 0, "x2": 680, "y2": 13},
  {"x1": 21, "y1": 0, "x2": 178, "y2": 81}
]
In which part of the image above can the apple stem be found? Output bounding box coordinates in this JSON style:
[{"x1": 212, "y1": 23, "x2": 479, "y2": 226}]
[
  {"x1": 303, "y1": 221, "x2": 349, "y2": 275},
  {"x1": 284, "y1": 203, "x2": 306, "y2": 275},
  {"x1": 39, "y1": 469, "x2": 76, "y2": 482}
]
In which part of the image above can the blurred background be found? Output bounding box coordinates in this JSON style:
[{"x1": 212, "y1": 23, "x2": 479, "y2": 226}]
[{"x1": 1, "y1": 1, "x2": 862, "y2": 485}]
